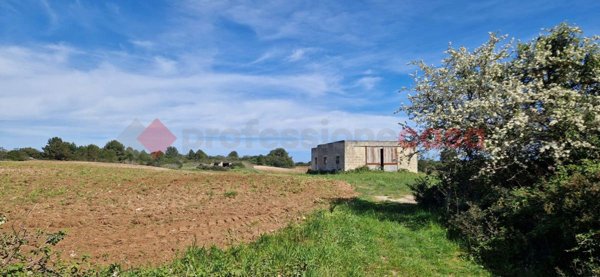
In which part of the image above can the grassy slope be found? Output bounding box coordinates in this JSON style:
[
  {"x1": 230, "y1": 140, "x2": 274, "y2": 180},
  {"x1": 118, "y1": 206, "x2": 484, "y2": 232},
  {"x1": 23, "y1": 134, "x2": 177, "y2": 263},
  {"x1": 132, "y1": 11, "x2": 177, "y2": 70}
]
[
  {"x1": 314, "y1": 170, "x2": 423, "y2": 200},
  {"x1": 125, "y1": 170, "x2": 488, "y2": 276}
]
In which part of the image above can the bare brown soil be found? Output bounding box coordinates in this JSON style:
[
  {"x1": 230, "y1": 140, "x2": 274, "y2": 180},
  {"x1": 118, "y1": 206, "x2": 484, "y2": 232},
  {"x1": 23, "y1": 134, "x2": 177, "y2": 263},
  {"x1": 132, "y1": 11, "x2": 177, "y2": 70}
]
[
  {"x1": 0, "y1": 161, "x2": 355, "y2": 267},
  {"x1": 253, "y1": 165, "x2": 309, "y2": 174}
]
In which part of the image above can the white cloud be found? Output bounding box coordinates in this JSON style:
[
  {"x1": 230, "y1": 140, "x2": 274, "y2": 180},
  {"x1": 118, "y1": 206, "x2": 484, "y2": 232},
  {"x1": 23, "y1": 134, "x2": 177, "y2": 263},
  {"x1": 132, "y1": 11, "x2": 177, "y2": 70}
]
[
  {"x1": 40, "y1": 0, "x2": 58, "y2": 30},
  {"x1": 287, "y1": 48, "x2": 306, "y2": 62},
  {"x1": 153, "y1": 56, "x2": 178, "y2": 75},
  {"x1": 130, "y1": 40, "x2": 155, "y2": 49},
  {"x1": 355, "y1": 76, "x2": 382, "y2": 90},
  {"x1": 0, "y1": 45, "x2": 405, "y2": 158},
  {"x1": 250, "y1": 51, "x2": 275, "y2": 64}
]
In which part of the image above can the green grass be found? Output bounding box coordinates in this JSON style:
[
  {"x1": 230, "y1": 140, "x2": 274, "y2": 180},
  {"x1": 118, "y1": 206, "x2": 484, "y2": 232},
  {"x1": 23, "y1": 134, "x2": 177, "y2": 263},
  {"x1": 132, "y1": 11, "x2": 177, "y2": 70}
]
[
  {"x1": 223, "y1": 190, "x2": 238, "y2": 198},
  {"x1": 2, "y1": 162, "x2": 485, "y2": 275},
  {"x1": 124, "y1": 200, "x2": 487, "y2": 276},
  {"x1": 120, "y1": 169, "x2": 488, "y2": 276},
  {"x1": 314, "y1": 170, "x2": 423, "y2": 200}
]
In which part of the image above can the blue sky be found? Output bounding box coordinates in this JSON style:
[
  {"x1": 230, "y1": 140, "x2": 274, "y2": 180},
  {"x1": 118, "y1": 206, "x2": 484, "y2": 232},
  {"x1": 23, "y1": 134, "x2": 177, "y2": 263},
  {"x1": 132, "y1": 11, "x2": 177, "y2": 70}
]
[{"x1": 1, "y1": 0, "x2": 599, "y2": 161}]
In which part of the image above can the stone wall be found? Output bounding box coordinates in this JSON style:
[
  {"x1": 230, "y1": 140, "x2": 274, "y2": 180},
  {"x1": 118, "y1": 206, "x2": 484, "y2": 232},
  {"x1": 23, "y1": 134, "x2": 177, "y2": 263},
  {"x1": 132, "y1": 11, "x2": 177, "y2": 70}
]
[
  {"x1": 311, "y1": 141, "x2": 345, "y2": 171},
  {"x1": 311, "y1": 140, "x2": 418, "y2": 173}
]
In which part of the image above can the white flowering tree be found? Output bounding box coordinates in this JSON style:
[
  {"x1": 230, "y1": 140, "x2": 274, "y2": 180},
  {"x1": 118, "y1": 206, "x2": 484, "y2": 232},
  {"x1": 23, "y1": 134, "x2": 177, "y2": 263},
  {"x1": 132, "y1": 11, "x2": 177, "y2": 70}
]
[
  {"x1": 403, "y1": 24, "x2": 600, "y2": 181},
  {"x1": 403, "y1": 23, "x2": 600, "y2": 275}
]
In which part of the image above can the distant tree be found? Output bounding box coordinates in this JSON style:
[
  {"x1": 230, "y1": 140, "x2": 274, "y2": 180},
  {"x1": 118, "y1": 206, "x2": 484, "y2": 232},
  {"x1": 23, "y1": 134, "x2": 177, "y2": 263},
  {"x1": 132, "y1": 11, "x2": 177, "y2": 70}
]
[
  {"x1": 195, "y1": 149, "x2": 208, "y2": 160},
  {"x1": 265, "y1": 148, "x2": 294, "y2": 168},
  {"x1": 227, "y1": 151, "x2": 239, "y2": 159},
  {"x1": 124, "y1": 147, "x2": 136, "y2": 163},
  {"x1": 165, "y1": 146, "x2": 180, "y2": 159},
  {"x1": 99, "y1": 149, "x2": 118, "y2": 163},
  {"x1": 256, "y1": 154, "x2": 265, "y2": 165},
  {"x1": 138, "y1": 150, "x2": 151, "y2": 164},
  {"x1": 149, "y1": 151, "x2": 165, "y2": 166},
  {"x1": 151, "y1": 151, "x2": 164, "y2": 160},
  {"x1": 186, "y1": 150, "x2": 195, "y2": 160},
  {"x1": 43, "y1": 137, "x2": 74, "y2": 160},
  {"x1": 0, "y1": 147, "x2": 7, "y2": 160},
  {"x1": 73, "y1": 146, "x2": 87, "y2": 161},
  {"x1": 103, "y1": 140, "x2": 125, "y2": 161},
  {"x1": 417, "y1": 158, "x2": 442, "y2": 174},
  {"x1": 6, "y1": 150, "x2": 28, "y2": 161},
  {"x1": 85, "y1": 144, "x2": 101, "y2": 161},
  {"x1": 18, "y1": 148, "x2": 42, "y2": 159}
]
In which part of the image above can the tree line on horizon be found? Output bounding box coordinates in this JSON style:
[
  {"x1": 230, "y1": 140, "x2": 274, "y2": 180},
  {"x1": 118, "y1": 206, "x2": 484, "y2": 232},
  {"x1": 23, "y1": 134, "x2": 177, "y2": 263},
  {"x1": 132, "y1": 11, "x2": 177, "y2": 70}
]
[{"x1": 0, "y1": 137, "x2": 296, "y2": 168}]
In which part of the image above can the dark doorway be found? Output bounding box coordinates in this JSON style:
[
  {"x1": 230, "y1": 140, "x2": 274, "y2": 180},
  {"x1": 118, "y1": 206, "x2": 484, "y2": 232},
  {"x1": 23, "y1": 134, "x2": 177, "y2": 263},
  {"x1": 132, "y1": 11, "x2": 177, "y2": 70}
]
[{"x1": 379, "y1": 148, "x2": 384, "y2": 170}]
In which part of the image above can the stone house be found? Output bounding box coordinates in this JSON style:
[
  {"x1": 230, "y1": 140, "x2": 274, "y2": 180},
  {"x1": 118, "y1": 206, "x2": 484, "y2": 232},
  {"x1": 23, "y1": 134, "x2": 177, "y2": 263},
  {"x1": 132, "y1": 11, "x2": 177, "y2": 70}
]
[{"x1": 310, "y1": 140, "x2": 418, "y2": 172}]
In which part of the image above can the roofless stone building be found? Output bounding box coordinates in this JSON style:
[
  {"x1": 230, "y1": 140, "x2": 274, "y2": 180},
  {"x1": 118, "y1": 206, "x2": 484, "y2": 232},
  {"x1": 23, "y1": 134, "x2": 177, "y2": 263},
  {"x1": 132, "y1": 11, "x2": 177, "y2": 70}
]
[{"x1": 310, "y1": 140, "x2": 418, "y2": 173}]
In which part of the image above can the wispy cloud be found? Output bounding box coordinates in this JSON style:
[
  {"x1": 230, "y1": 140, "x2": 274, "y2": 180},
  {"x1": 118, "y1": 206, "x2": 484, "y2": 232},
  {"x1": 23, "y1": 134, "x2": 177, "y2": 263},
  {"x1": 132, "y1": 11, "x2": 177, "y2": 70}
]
[
  {"x1": 130, "y1": 40, "x2": 155, "y2": 49},
  {"x1": 40, "y1": 0, "x2": 58, "y2": 30},
  {"x1": 286, "y1": 48, "x2": 319, "y2": 62},
  {"x1": 287, "y1": 48, "x2": 306, "y2": 62},
  {"x1": 355, "y1": 76, "x2": 382, "y2": 90},
  {"x1": 1, "y1": 0, "x2": 599, "y2": 160},
  {"x1": 0, "y1": 44, "x2": 403, "y2": 159}
]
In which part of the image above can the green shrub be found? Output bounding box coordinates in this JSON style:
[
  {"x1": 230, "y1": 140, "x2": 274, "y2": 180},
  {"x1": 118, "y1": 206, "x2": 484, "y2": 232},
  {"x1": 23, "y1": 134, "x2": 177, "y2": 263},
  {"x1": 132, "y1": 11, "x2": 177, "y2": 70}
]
[
  {"x1": 264, "y1": 148, "x2": 294, "y2": 168},
  {"x1": 6, "y1": 150, "x2": 29, "y2": 161},
  {"x1": 197, "y1": 164, "x2": 229, "y2": 171},
  {"x1": 403, "y1": 24, "x2": 600, "y2": 276},
  {"x1": 0, "y1": 148, "x2": 6, "y2": 160},
  {"x1": 347, "y1": 165, "x2": 370, "y2": 173},
  {"x1": 307, "y1": 169, "x2": 338, "y2": 174},
  {"x1": 0, "y1": 216, "x2": 89, "y2": 276},
  {"x1": 414, "y1": 161, "x2": 600, "y2": 275},
  {"x1": 224, "y1": 190, "x2": 238, "y2": 198},
  {"x1": 409, "y1": 176, "x2": 444, "y2": 208},
  {"x1": 537, "y1": 162, "x2": 600, "y2": 275}
]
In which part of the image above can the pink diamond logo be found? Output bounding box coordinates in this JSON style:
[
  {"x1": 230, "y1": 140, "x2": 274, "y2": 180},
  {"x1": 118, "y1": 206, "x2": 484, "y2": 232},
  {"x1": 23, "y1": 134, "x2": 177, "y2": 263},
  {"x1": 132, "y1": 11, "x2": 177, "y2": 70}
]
[{"x1": 137, "y1": 119, "x2": 176, "y2": 153}]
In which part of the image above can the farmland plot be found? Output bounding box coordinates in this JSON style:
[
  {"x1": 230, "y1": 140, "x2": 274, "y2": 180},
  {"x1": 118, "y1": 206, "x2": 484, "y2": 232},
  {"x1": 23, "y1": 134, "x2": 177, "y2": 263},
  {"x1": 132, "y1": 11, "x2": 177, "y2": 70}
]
[{"x1": 0, "y1": 161, "x2": 355, "y2": 267}]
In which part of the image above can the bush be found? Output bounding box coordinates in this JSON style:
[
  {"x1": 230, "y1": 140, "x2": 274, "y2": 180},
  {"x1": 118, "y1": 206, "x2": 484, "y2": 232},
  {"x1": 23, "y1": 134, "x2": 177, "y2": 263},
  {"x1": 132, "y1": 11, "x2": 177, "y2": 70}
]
[
  {"x1": 264, "y1": 148, "x2": 294, "y2": 168},
  {"x1": 224, "y1": 190, "x2": 238, "y2": 198},
  {"x1": 197, "y1": 164, "x2": 229, "y2": 171},
  {"x1": 434, "y1": 161, "x2": 600, "y2": 275},
  {"x1": 404, "y1": 24, "x2": 600, "y2": 275},
  {"x1": 346, "y1": 165, "x2": 370, "y2": 173},
  {"x1": 417, "y1": 159, "x2": 442, "y2": 175},
  {"x1": 306, "y1": 168, "x2": 340, "y2": 174},
  {"x1": 409, "y1": 176, "x2": 445, "y2": 208},
  {"x1": 6, "y1": 150, "x2": 30, "y2": 161},
  {"x1": 18, "y1": 148, "x2": 43, "y2": 159},
  {"x1": 0, "y1": 216, "x2": 84, "y2": 275},
  {"x1": 536, "y1": 162, "x2": 600, "y2": 275},
  {"x1": 307, "y1": 165, "x2": 371, "y2": 175}
]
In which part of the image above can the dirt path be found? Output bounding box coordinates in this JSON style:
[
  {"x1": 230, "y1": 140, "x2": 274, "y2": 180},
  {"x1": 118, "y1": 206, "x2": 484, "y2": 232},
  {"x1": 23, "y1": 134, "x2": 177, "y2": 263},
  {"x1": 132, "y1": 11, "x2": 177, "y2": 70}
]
[
  {"x1": 253, "y1": 165, "x2": 309, "y2": 174},
  {"x1": 373, "y1": 195, "x2": 417, "y2": 204}
]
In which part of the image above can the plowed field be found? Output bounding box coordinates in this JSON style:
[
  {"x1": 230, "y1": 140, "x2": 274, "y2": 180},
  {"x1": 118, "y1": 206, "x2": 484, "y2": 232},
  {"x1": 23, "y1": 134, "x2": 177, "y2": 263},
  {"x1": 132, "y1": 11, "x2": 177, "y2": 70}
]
[{"x1": 0, "y1": 161, "x2": 355, "y2": 267}]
